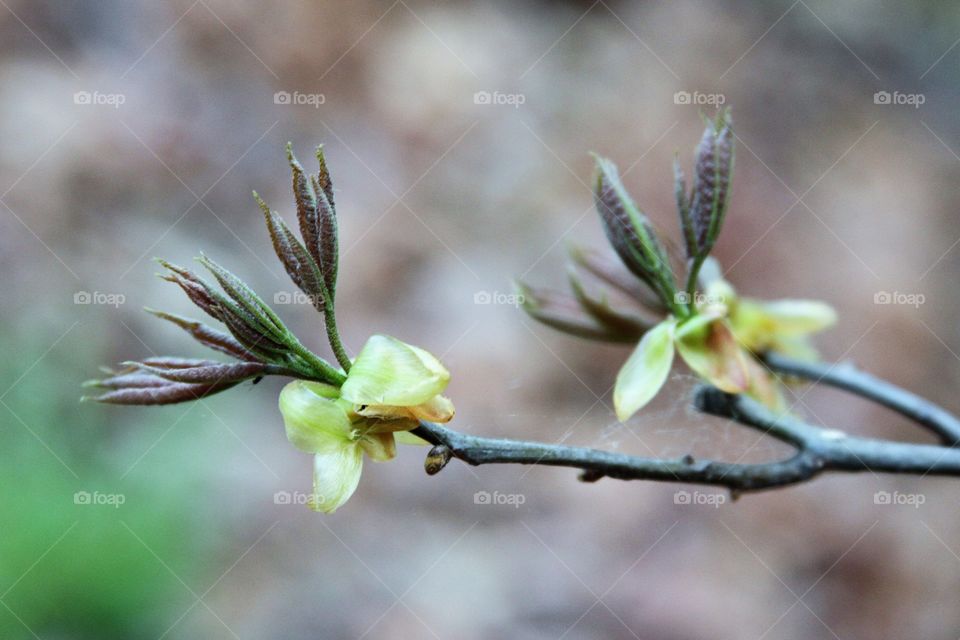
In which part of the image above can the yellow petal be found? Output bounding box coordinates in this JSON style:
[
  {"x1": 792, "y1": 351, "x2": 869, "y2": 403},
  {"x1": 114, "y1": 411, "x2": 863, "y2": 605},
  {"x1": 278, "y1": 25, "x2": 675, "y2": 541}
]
[
  {"x1": 359, "y1": 432, "x2": 397, "y2": 462},
  {"x1": 613, "y1": 319, "x2": 676, "y2": 422},
  {"x1": 395, "y1": 431, "x2": 431, "y2": 446},
  {"x1": 675, "y1": 316, "x2": 750, "y2": 393},
  {"x1": 341, "y1": 334, "x2": 450, "y2": 407},
  {"x1": 770, "y1": 336, "x2": 820, "y2": 361},
  {"x1": 357, "y1": 413, "x2": 420, "y2": 433},
  {"x1": 743, "y1": 356, "x2": 789, "y2": 413},
  {"x1": 356, "y1": 394, "x2": 456, "y2": 426},
  {"x1": 279, "y1": 381, "x2": 353, "y2": 453},
  {"x1": 732, "y1": 299, "x2": 836, "y2": 351},
  {"x1": 408, "y1": 395, "x2": 455, "y2": 423},
  {"x1": 310, "y1": 445, "x2": 363, "y2": 513}
]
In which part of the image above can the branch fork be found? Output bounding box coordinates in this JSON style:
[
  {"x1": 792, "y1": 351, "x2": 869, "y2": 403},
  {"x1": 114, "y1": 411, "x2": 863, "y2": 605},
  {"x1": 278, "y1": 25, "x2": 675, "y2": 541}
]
[{"x1": 412, "y1": 353, "x2": 960, "y2": 494}]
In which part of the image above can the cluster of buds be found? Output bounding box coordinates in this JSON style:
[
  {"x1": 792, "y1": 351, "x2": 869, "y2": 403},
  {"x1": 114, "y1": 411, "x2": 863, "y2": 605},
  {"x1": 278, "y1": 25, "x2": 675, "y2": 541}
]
[
  {"x1": 85, "y1": 145, "x2": 456, "y2": 512},
  {"x1": 84, "y1": 145, "x2": 350, "y2": 404},
  {"x1": 520, "y1": 110, "x2": 836, "y2": 421}
]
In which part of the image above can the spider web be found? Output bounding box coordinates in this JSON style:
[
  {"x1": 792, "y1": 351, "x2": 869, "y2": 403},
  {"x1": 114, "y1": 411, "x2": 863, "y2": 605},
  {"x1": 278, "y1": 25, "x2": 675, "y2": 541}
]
[{"x1": 588, "y1": 373, "x2": 795, "y2": 464}]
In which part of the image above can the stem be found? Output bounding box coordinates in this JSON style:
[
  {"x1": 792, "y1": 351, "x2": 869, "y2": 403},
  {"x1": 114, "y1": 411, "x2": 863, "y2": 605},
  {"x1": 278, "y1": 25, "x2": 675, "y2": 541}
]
[
  {"x1": 684, "y1": 254, "x2": 707, "y2": 313},
  {"x1": 323, "y1": 304, "x2": 352, "y2": 373},
  {"x1": 289, "y1": 341, "x2": 346, "y2": 385},
  {"x1": 411, "y1": 355, "x2": 960, "y2": 493}
]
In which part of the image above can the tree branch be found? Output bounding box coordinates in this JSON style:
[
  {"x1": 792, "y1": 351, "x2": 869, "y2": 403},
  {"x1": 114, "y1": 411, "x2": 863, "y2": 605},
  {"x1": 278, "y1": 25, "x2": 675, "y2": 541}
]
[
  {"x1": 764, "y1": 351, "x2": 960, "y2": 446},
  {"x1": 411, "y1": 354, "x2": 960, "y2": 494}
]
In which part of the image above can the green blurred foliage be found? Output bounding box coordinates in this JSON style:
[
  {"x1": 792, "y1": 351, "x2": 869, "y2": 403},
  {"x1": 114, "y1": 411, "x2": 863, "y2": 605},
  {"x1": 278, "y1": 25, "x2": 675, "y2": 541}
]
[{"x1": 0, "y1": 332, "x2": 224, "y2": 639}]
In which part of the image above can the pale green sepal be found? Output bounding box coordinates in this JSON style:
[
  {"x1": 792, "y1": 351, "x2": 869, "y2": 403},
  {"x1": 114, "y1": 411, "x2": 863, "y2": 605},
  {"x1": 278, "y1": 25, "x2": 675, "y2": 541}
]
[
  {"x1": 613, "y1": 318, "x2": 677, "y2": 422},
  {"x1": 279, "y1": 380, "x2": 353, "y2": 453},
  {"x1": 311, "y1": 446, "x2": 363, "y2": 513}
]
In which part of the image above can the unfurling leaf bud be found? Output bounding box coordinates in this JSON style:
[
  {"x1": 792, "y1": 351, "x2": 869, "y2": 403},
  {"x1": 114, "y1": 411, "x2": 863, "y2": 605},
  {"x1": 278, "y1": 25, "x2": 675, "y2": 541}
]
[
  {"x1": 311, "y1": 171, "x2": 339, "y2": 298},
  {"x1": 255, "y1": 191, "x2": 326, "y2": 312},
  {"x1": 516, "y1": 280, "x2": 642, "y2": 343},
  {"x1": 83, "y1": 379, "x2": 240, "y2": 405},
  {"x1": 686, "y1": 109, "x2": 733, "y2": 258},
  {"x1": 124, "y1": 360, "x2": 268, "y2": 385},
  {"x1": 567, "y1": 269, "x2": 653, "y2": 338},
  {"x1": 568, "y1": 245, "x2": 667, "y2": 312},
  {"x1": 145, "y1": 308, "x2": 255, "y2": 361},
  {"x1": 592, "y1": 155, "x2": 676, "y2": 306},
  {"x1": 285, "y1": 144, "x2": 339, "y2": 303}
]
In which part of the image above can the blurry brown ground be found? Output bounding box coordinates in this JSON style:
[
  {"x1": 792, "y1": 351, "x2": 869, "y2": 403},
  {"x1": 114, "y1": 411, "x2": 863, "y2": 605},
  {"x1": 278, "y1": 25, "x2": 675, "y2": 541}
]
[{"x1": 3, "y1": 1, "x2": 960, "y2": 638}]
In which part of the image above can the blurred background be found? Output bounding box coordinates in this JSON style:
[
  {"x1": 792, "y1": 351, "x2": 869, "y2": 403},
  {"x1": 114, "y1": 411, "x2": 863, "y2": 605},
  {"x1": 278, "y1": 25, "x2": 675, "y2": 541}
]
[{"x1": 3, "y1": 0, "x2": 960, "y2": 638}]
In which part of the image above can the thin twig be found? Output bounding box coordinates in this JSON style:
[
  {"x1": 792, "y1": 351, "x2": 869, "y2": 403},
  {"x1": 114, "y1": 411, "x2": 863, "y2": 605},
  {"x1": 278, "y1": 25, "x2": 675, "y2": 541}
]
[
  {"x1": 764, "y1": 351, "x2": 960, "y2": 446},
  {"x1": 411, "y1": 354, "x2": 960, "y2": 494}
]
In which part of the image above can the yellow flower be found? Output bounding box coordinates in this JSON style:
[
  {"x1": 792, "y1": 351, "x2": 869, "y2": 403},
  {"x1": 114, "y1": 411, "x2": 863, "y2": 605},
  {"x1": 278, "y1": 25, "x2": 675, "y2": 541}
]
[
  {"x1": 279, "y1": 335, "x2": 454, "y2": 513},
  {"x1": 699, "y1": 259, "x2": 836, "y2": 360},
  {"x1": 614, "y1": 313, "x2": 749, "y2": 422},
  {"x1": 614, "y1": 259, "x2": 836, "y2": 421}
]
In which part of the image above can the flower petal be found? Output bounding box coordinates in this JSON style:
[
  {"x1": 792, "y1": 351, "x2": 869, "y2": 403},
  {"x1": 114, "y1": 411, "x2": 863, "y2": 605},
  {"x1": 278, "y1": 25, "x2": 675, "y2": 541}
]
[
  {"x1": 733, "y1": 299, "x2": 836, "y2": 351},
  {"x1": 675, "y1": 316, "x2": 750, "y2": 393},
  {"x1": 743, "y1": 356, "x2": 789, "y2": 414},
  {"x1": 279, "y1": 380, "x2": 352, "y2": 453},
  {"x1": 613, "y1": 319, "x2": 676, "y2": 422},
  {"x1": 341, "y1": 334, "x2": 450, "y2": 407},
  {"x1": 359, "y1": 394, "x2": 455, "y2": 425},
  {"x1": 356, "y1": 411, "x2": 420, "y2": 432},
  {"x1": 395, "y1": 431, "x2": 431, "y2": 446},
  {"x1": 359, "y1": 432, "x2": 397, "y2": 462},
  {"x1": 311, "y1": 446, "x2": 363, "y2": 513},
  {"x1": 770, "y1": 335, "x2": 820, "y2": 361},
  {"x1": 408, "y1": 395, "x2": 455, "y2": 423}
]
